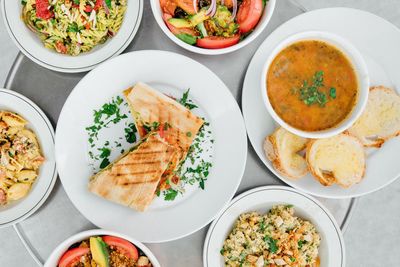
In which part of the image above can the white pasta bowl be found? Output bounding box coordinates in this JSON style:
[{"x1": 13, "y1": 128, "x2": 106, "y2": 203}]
[
  {"x1": 261, "y1": 31, "x2": 370, "y2": 139},
  {"x1": 0, "y1": 89, "x2": 56, "y2": 228},
  {"x1": 150, "y1": 0, "x2": 276, "y2": 55},
  {"x1": 44, "y1": 229, "x2": 161, "y2": 267},
  {"x1": 1, "y1": 0, "x2": 143, "y2": 73},
  {"x1": 204, "y1": 186, "x2": 345, "y2": 267}
]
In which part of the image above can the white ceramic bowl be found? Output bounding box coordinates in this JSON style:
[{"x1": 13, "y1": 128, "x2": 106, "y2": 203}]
[
  {"x1": 204, "y1": 186, "x2": 345, "y2": 267},
  {"x1": 1, "y1": 0, "x2": 143, "y2": 73},
  {"x1": 44, "y1": 229, "x2": 161, "y2": 267},
  {"x1": 149, "y1": 0, "x2": 276, "y2": 55},
  {"x1": 261, "y1": 31, "x2": 370, "y2": 139}
]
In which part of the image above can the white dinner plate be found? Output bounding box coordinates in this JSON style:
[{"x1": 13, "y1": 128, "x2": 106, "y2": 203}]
[
  {"x1": 55, "y1": 50, "x2": 247, "y2": 243},
  {"x1": 242, "y1": 7, "x2": 400, "y2": 198},
  {"x1": 0, "y1": 89, "x2": 56, "y2": 228},
  {"x1": 204, "y1": 186, "x2": 345, "y2": 267},
  {"x1": 1, "y1": 0, "x2": 143, "y2": 73}
]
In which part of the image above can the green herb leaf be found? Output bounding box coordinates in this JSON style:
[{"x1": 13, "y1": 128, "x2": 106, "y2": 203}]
[
  {"x1": 298, "y1": 240, "x2": 307, "y2": 249},
  {"x1": 98, "y1": 147, "x2": 111, "y2": 159},
  {"x1": 21, "y1": 0, "x2": 27, "y2": 5},
  {"x1": 164, "y1": 189, "x2": 178, "y2": 201},
  {"x1": 67, "y1": 22, "x2": 81, "y2": 32},
  {"x1": 73, "y1": 0, "x2": 80, "y2": 4},
  {"x1": 264, "y1": 236, "x2": 278, "y2": 253},
  {"x1": 105, "y1": 0, "x2": 112, "y2": 8},
  {"x1": 124, "y1": 123, "x2": 137, "y2": 143},
  {"x1": 220, "y1": 248, "x2": 225, "y2": 255},
  {"x1": 99, "y1": 157, "x2": 110, "y2": 169},
  {"x1": 330, "y1": 87, "x2": 337, "y2": 99}
]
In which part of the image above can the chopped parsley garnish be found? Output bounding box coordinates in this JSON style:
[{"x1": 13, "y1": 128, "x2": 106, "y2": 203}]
[
  {"x1": 99, "y1": 158, "x2": 110, "y2": 169},
  {"x1": 73, "y1": 0, "x2": 80, "y2": 4},
  {"x1": 178, "y1": 89, "x2": 198, "y2": 110},
  {"x1": 298, "y1": 240, "x2": 307, "y2": 249},
  {"x1": 264, "y1": 236, "x2": 278, "y2": 253},
  {"x1": 67, "y1": 22, "x2": 84, "y2": 33},
  {"x1": 260, "y1": 219, "x2": 266, "y2": 231},
  {"x1": 124, "y1": 123, "x2": 137, "y2": 143},
  {"x1": 220, "y1": 248, "x2": 225, "y2": 255},
  {"x1": 292, "y1": 71, "x2": 337, "y2": 107},
  {"x1": 290, "y1": 256, "x2": 296, "y2": 262},
  {"x1": 164, "y1": 188, "x2": 178, "y2": 201}
]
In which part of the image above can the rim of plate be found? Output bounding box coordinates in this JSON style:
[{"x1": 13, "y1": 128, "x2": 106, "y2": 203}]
[
  {"x1": 242, "y1": 7, "x2": 400, "y2": 199},
  {"x1": 55, "y1": 50, "x2": 248, "y2": 242},
  {"x1": 44, "y1": 229, "x2": 161, "y2": 267},
  {"x1": 1, "y1": 0, "x2": 143, "y2": 73},
  {"x1": 0, "y1": 88, "x2": 57, "y2": 228},
  {"x1": 203, "y1": 185, "x2": 346, "y2": 267},
  {"x1": 149, "y1": 0, "x2": 276, "y2": 55}
]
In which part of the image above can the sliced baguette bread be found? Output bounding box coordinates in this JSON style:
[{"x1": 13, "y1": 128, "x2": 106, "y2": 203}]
[
  {"x1": 306, "y1": 133, "x2": 366, "y2": 188},
  {"x1": 264, "y1": 127, "x2": 309, "y2": 179},
  {"x1": 348, "y1": 86, "x2": 400, "y2": 147}
]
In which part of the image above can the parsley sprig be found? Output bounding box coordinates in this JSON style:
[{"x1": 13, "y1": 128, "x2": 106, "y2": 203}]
[{"x1": 292, "y1": 71, "x2": 337, "y2": 107}]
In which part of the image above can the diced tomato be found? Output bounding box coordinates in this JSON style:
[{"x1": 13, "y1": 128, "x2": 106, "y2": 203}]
[
  {"x1": 84, "y1": 5, "x2": 93, "y2": 12},
  {"x1": 196, "y1": 35, "x2": 240, "y2": 49},
  {"x1": 237, "y1": 0, "x2": 263, "y2": 33},
  {"x1": 102, "y1": 236, "x2": 139, "y2": 261},
  {"x1": 58, "y1": 247, "x2": 89, "y2": 267},
  {"x1": 35, "y1": 0, "x2": 53, "y2": 20},
  {"x1": 55, "y1": 41, "x2": 68, "y2": 54},
  {"x1": 94, "y1": 0, "x2": 103, "y2": 11},
  {"x1": 159, "y1": 0, "x2": 177, "y2": 15},
  {"x1": 163, "y1": 13, "x2": 198, "y2": 36},
  {"x1": 85, "y1": 23, "x2": 91, "y2": 29},
  {"x1": 158, "y1": 124, "x2": 165, "y2": 138}
]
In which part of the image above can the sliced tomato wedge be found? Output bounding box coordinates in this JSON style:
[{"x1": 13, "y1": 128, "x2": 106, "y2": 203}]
[
  {"x1": 163, "y1": 13, "x2": 198, "y2": 36},
  {"x1": 237, "y1": 0, "x2": 263, "y2": 33},
  {"x1": 196, "y1": 35, "x2": 240, "y2": 49},
  {"x1": 55, "y1": 41, "x2": 68, "y2": 54},
  {"x1": 58, "y1": 247, "x2": 89, "y2": 267},
  {"x1": 35, "y1": 0, "x2": 53, "y2": 20},
  {"x1": 103, "y1": 236, "x2": 139, "y2": 261}
]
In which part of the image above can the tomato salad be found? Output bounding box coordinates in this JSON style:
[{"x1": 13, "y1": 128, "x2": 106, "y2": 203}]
[
  {"x1": 58, "y1": 236, "x2": 152, "y2": 267},
  {"x1": 160, "y1": 0, "x2": 268, "y2": 49}
]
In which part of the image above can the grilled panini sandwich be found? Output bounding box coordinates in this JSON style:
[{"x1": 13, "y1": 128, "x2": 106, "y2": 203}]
[
  {"x1": 88, "y1": 132, "x2": 178, "y2": 211},
  {"x1": 123, "y1": 82, "x2": 204, "y2": 186}
]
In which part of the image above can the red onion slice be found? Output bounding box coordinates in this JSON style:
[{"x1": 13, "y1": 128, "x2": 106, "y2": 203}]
[
  {"x1": 193, "y1": 0, "x2": 198, "y2": 13},
  {"x1": 102, "y1": 0, "x2": 110, "y2": 15},
  {"x1": 205, "y1": 0, "x2": 217, "y2": 16},
  {"x1": 230, "y1": 0, "x2": 237, "y2": 20}
]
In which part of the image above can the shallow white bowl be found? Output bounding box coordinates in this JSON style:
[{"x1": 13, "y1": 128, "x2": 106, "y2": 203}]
[
  {"x1": 149, "y1": 0, "x2": 276, "y2": 55},
  {"x1": 44, "y1": 229, "x2": 161, "y2": 267},
  {"x1": 204, "y1": 186, "x2": 345, "y2": 267},
  {"x1": 1, "y1": 0, "x2": 143, "y2": 73},
  {"x1": 261, "y1": 31, "x2": 370, "y2": 139}
]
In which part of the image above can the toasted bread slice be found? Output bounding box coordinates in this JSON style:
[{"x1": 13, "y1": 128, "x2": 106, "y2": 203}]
[
  {"x1": 88, "y1": 133, "x2": 177, "y2": 211},
  {"x1": 123, "y1": 82, "x2": 204, "y2": 160},
  {"x1": 348, "y1": 86, "x2": 400, "y2": 147},
  {"x1": 306, "y1": 133, "x2": 366, "y2": 188},
  {"x1": 263, "y1": 127, "x2": 309, "y2": 179}
]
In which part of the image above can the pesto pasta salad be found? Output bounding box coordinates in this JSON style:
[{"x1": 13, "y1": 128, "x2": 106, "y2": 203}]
[{"x1": 21, "y1": 0, "x2": 127, "y2": 56}]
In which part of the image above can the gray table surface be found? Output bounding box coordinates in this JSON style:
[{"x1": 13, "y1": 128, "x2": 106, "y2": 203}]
[{"x1": 0, "y1": 0, "x2": 399, "y2": 266}]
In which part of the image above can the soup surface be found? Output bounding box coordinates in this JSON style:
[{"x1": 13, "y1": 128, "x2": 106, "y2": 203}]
[{"x1": 267, "y1": 40, "x2": 358, "y2": 131}]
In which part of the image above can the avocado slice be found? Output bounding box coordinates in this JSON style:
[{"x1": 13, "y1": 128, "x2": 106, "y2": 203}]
[
  {"x1": 168, "y1": 18, "x2": 192, "y2": 28},
  {"x1": 189, "y1": 9, "x2": 209, "y2": 26},
  {"x1": 90, "y1": 237, "x2": 109, "y2": 267}
]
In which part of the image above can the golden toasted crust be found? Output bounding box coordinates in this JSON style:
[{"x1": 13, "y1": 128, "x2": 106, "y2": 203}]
[
  {"x1": 348, "y1": 86, "x2": 400, "y2": 148},
  {"x1": 263, "y1": 127, "x2": 309, "y2": 180},
  {"x1": 88, "y1": 134, "x2": 178, "y2": 211},
  {"x1": 306, "y1": 133, "x2": 366, "y2": 188}
]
